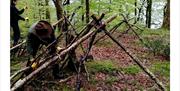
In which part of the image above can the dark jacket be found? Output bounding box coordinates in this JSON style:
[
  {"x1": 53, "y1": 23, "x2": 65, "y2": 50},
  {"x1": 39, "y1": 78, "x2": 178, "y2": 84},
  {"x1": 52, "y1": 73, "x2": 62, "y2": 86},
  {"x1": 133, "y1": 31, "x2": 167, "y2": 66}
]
[{"x1": 10, "y1": 3, "x2": 25, "y2": 25}]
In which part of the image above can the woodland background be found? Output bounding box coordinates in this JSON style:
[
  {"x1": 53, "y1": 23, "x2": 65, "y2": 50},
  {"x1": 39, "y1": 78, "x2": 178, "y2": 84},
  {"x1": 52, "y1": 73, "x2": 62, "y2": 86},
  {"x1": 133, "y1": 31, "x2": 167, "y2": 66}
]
[{"x1": 10, "y1": 0, "x2": 170, "y2": 91}]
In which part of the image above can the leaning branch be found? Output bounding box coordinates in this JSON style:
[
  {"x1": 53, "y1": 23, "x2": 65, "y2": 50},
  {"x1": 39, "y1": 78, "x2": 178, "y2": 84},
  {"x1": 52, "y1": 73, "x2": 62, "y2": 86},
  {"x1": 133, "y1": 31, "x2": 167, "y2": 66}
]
[
  {"x1": 10, "y1": 67, "x2": 31, "y2": 80},
  {"x1": 101, "y1": 29, "x2": 166, "y2": 91},
  {"x1": 10, "y1": 40, "x2": 26, "y2": 51}
]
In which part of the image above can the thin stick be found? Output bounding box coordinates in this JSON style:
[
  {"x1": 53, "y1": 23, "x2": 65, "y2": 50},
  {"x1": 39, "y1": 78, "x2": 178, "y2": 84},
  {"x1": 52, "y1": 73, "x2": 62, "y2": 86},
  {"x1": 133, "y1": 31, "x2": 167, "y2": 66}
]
[
  {"x1": 10, "y1": 40, "x2": 26, "y2": 51},
  {"x1": 52, "y1": 17, "x2": 64, "y2": 27},
  {"x1": 10, "y1": 67, "x2": 31, "y2": 80}
]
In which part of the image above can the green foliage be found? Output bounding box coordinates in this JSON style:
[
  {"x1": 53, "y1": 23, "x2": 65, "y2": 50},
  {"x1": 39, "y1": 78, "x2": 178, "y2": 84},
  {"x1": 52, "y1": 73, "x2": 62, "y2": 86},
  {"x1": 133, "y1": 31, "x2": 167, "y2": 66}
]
[
  {"x1": 146, "y1": 38, "x2": 164, "y2": 55},
  {"x1": 140, "y1": 28, "x2": 170, "y2": 37},
  {"x1": 140, "y1": 28, "x2": 170, "y2": 57},
  {"x1": 89, "y1": 77, "x2": 98, "y2": 85},
  {"x1": 150, "y1": 61, "x2": 170, "y2": 78},
  {"x1": 86, "y1": 60, "x2": 119, "y2": 74},
  {"x1": 144, "y1": 37, "x2": 170, "y2": 57},
  {"x1": 121, "y1": 65, "x2": 141, "y2": 75},
  {"x1": 167, "y1": 83, "x2": 170, "y2": 91},
  {"x1": 14, "y1": 0, "x2": 47, "y2": 39},
  {"x1": 11, "y1": 62, "x2": 21, "y2": 74},
  {"x1": 163, "y1": 43, "x2": 170, "y2": 57},
  {"x1": 95, "y1": 39, "x2": 113, "y2": 47},
  {"x1": 62, "y1": 85, "x2": 73, "y2": 91},
  {"x1": 11, "y1": 56, "x2": 29, "y2": 74},
  {"x1": 105, "y1": 76, "x2": 119, "y2": 85}
]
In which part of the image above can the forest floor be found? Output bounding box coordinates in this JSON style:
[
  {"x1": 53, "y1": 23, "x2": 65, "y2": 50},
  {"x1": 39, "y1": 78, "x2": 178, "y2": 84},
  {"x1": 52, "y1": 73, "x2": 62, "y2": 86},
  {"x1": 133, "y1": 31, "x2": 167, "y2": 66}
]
[{"x1": 11, "y1": 29, "x2": 170, "y2": 91}]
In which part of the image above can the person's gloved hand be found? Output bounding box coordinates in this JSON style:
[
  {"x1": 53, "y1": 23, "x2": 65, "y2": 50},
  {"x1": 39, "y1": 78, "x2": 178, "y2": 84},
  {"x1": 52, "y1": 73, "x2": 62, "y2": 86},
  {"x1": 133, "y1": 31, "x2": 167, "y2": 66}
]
[
  {"x1": 25, "y1": 17, "x2": 29, "y2": 21},
  {"x1": 31, "y1": 62, "x2": 38, "y2": 70}
]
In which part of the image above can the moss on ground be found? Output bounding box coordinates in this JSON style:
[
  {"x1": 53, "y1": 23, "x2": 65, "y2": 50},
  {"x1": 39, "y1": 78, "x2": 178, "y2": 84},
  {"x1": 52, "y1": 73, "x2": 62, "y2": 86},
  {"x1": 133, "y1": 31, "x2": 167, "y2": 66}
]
[{"x1": 86, "y1": 60, "x2": 119, "y2": 74}]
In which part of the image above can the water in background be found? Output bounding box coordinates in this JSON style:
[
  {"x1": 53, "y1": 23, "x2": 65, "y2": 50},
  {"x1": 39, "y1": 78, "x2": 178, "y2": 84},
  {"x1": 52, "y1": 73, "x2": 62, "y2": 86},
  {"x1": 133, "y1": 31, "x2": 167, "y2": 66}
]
[{"x1": 151, "y1": 1, "x2": 166, "y2": 29}]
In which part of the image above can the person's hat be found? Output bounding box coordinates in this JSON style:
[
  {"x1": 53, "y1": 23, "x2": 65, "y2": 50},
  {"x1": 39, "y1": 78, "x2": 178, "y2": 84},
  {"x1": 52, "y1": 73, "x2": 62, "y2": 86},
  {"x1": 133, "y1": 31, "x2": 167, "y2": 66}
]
[{"x1": 35, "y1": 21, "x2": 52, "y2": 38}]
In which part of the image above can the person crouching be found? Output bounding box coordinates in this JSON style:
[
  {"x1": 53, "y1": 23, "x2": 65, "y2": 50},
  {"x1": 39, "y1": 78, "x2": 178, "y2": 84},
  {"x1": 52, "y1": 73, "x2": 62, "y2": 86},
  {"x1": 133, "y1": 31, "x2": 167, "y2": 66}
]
[{"x1": 26, "y1": 20, "x2": 61, "y2": 79}]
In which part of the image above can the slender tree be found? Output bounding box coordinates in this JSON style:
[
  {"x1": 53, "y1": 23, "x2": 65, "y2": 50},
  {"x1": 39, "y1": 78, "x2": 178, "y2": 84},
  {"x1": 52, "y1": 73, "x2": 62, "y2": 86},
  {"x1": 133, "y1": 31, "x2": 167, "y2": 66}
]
[
  {"x1": 137, "y1": 0, "x2": 146, "y2": 22},
  {"x1": 52, "y1": 0, "x2": 63, "y2": 31},
  {"x1": 98, "y1": 0, "x2": 100, "y2": 15},
  {"x1": 146, "y1": 0, "x2": 152, "y2": 28},
  {"x1": 85, "y1": 0, "x2": 90, "y2": 23},
  {"x1": 45, "y1": 0, "x2": 50, "y2": 22},
  {"x1": 162, "y1": 0, "x2": 170, "y2": 29},
  {"x1": 134, "y1": 0, "x2": 137, "y2": 24},
  {"x1": 81, "y1": 0, "x2": 84, "y2": 22},
  {"x1": 109, "y1": 0, "x2": 112, "y2": 12},
  {"x1": 63, "y1": 0, "x2": 70, "y2": 14}
]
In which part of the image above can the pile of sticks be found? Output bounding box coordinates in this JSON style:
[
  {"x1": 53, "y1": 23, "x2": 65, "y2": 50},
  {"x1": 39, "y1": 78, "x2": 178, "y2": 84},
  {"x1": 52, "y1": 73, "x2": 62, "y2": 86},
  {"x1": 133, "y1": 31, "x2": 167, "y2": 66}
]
[{"x1": 10, "y1": 13, "x2": 166, "y2": 91}]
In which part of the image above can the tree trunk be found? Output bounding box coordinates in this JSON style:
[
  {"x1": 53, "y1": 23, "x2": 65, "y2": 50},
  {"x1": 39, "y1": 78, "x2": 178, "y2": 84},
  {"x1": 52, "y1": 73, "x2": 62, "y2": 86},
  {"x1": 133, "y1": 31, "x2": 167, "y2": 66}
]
[
  {"x1": 146, "y1": 0, "x2": 152, "y2": 28},
  {"x1": 109, "y1": 0, "x2": 112, "y2": 12},
  {"x1": 81, "y1": 0, "x2": 84, "y2": 22},
  {"x1": 38, "y1": 0, "x2": 43, "y2": 20},
  {"x1": 98, "y1": 0, "x2": 100, "y2": 15},
  {"x1": 162, "y1": 0, "x2": 170, "y2": 29},
  {"x1": 134, "y1": 0, "x2": 137, "y2": 24},
  {"x1": 64, "y1": 0, "x2": 70, "y2": 14},
  {"x1": 45, "y1": 0, "x2": 50, "y2": 22},
  {"x1": 85, "y1": 0, "x2": 90, "y2": 23},
  {"x1": 52, "y1": 0, "x2": 63, "y2": 31},
  {"x1": 137, "y1": 0, "x2": 146, "y2": 22}
]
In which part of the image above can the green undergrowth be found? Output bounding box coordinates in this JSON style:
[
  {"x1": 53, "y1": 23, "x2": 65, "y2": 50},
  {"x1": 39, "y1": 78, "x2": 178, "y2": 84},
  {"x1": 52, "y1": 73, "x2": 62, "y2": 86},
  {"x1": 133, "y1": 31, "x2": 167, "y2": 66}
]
[
  {"x1": 11, "y1": 56, "x2": 29, "y2": 74},
  {"x1": 89, "y1": 76, "x2": 98, "y2": 85},
  {"x1": 86, "y1": 60, "x2": 142, "y2": 75},
  {"x1": 139, "y1": 28, "x2": 169, "y2": 37},
  {"x1": 120, "y1": 65, "x2": 141, "y2": 75},
  {"x1": 95, "y1": 39, "x2": 113, "y2": 47},
  {"x1": 61, "y1": 85, "x2": 73, "y2": 91},
  {"x1": 89, "y1": 75, "x2": 119, "y2": 85},
  {"x1": 105, "y1": 76, "x2": 119, "y2": 85},
  {"x1": 89, "y1": 73, "x2": 119, "y2": 85},
  {"x1": 167, "y1": 84, "x2": 170, "y2": 91},
  {"x1": 37, "y1": 84, "x2": 73, "y2": 91},
  {"x1": 86, "y1": 60, "x2": 119, "y2": 74},
  {"x1": 150, "y1": 61, "x2": 170, "y2": 78},
  {"x1": 136, "y1": 28, "x2": 170, "y2": 57},
  {"x1": 51, "y1": 84, "x2": 85, "y2": 91},
  {"x1": 150, "y1": 61, "x2": 170, "y2": 91}
]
